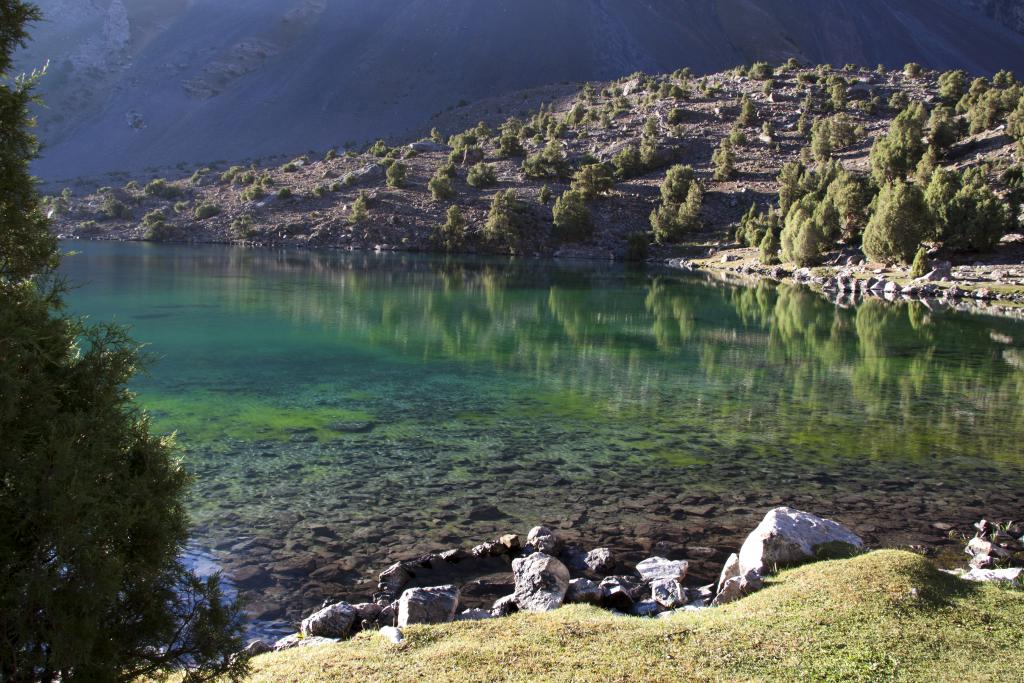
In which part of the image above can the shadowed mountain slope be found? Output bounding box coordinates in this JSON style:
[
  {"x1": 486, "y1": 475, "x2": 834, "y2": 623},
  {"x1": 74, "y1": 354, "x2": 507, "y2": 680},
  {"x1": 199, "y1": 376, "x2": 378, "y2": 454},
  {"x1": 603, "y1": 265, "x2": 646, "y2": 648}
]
[{"x1": 19, "y1": 0, "x2": 1024, "y2": 181}]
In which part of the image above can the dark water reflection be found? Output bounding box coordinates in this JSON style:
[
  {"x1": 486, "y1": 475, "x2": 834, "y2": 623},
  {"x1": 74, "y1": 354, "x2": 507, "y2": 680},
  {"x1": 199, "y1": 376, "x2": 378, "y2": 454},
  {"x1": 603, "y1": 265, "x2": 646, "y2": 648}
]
[{"x1": 62, "y1": 241, "x2": 1024, "y2": 636}]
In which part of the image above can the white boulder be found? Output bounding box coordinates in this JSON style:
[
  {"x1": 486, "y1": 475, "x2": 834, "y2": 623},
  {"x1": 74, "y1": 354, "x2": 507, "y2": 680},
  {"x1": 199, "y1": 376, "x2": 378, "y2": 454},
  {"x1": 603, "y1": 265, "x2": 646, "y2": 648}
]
[{"x1": 738, "y1": 507, "x2": 864, "y2": 578}]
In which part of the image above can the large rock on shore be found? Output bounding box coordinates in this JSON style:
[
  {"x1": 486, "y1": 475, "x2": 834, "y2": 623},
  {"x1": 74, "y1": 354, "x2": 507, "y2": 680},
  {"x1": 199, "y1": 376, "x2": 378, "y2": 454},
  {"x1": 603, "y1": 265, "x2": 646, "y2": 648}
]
[
  {"x1": 397, "y1": 585, "x2": 460, "y2": 626},
  {"x1": 300, "y1": 602, "x2": 357, "y2": 639},
  {"x1": 512, "y1": 552, "x2": 570, "y2": 612},
  {"x1": 738, "y1": 507, "x2": 864, "y2": 577}
]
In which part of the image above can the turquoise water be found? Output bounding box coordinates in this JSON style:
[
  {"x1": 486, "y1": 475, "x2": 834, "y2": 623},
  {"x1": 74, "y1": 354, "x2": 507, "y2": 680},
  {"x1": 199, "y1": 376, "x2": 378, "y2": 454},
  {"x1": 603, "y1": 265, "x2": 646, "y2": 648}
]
[{"x1": 62, "y1": 241, "x2": 1024, "y2": 633}]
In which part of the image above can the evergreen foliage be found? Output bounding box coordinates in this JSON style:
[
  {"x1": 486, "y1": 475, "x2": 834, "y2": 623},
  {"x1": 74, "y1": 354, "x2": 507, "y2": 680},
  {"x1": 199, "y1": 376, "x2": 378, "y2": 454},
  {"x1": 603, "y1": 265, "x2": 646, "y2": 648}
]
[
  {"x1": 712, "y1": 139, "x2": 736, "y2": 180},
  {"x1": 571, "y1": 164, "x2": 614, "y2": 200},
  {"x1": 869, "y1": 103, "x2": 927, "y2": 184},
  {"x1": 650, "y1": 182, "x2": 703, "y2": 244},
  {"x1": 552, "y1": 190, "x2": 593, "y2": 241},
  {"x1": 467, "y1": 162, "x2": 497, "y2": 188},
  {"x1": 522, "y1": 141, "x2": 570, "y2": 179},
  {"x1": 386, "y1": 162, "x2": 407, "y2": 188},
  {"x1": 862, "y1": 181, "x2": 930, "y2": 263},
  {"x1": 434, "y1": 205, "x2": 467, "y2": 251},
  {"x1": 0, "y1": 5, "x2": 247, "y2": 681}
]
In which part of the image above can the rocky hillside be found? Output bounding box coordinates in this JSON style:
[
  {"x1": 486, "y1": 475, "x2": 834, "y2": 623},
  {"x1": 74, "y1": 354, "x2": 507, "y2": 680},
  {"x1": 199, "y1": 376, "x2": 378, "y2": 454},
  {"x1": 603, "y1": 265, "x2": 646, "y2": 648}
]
[
  {"x1": 18, "y1": 0, "x2": 1024, "y2": 181},
  {"x1": 51, "y1": 60, "x2": 1024, "y2": 284}
]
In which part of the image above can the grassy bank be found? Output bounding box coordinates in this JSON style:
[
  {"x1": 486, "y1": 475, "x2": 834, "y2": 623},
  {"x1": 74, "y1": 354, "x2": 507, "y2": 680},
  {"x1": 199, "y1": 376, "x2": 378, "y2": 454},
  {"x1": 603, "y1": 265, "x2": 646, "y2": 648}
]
[{"x1": 236, "y1": 551, "x2": 1023, "y2": 682}]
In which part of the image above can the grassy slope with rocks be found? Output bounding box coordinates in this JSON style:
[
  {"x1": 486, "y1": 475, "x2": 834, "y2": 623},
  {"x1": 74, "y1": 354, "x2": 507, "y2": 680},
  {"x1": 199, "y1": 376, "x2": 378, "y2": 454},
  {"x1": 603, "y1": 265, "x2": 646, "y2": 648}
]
[
  {"x1": 203, "y1": 551, "x2": 1024, "y2": 682},
  {"x1": 52, "y1": 61, "x2": 1024, "y2": 312}
]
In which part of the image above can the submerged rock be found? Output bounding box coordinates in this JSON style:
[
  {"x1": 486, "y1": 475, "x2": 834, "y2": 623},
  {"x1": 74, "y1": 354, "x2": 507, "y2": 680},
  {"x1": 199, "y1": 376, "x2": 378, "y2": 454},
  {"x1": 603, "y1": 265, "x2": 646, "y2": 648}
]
[
  {"x1": 738, "y1": 507, "x2": 864, "y2": 578},
  {"x1": 397, "y1": 585, "x2": 460, "y2": 626},
  {"x1": 512, "y1": 552, "x2": 570, "y2": 612}
]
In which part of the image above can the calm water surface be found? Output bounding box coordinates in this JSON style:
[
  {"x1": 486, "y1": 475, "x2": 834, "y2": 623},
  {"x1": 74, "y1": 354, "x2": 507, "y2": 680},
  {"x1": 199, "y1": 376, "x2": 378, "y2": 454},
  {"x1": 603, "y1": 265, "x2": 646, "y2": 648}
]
[{"x1": 62, "y1": 241, "x2": 1024, "y2": 635}]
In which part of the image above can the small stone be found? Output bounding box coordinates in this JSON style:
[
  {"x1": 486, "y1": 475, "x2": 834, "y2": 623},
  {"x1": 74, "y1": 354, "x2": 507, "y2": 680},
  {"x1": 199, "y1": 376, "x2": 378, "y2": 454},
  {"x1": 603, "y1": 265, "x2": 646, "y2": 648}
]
[
  {"x1": 651, "y1": 578, "x2": 687, "y2": 609},
  {"x1": 456, "y1": 608, "x2": 494, "y2": 621},
  {"x1": 970, "y1": 554, "x2": 997, "y2": 570},
  {"x1": 439, "y1": 548, "x2": 468, "y2": 563},
  {"x1": 499, "y1": 534, "x2": 522, "y2": 552},
  {"x1": 584, "y1": 547, "x2": 615, "y2": 574},
  {"x1": 273, "y1": 634, "x2": 340, "y2": 651},
  {"x1": 242, "y1": 640, "x2": 272, "y2": 657},
  {"x1": 630, "y1": 599, "x2": 661, "y2": 617},
  {"x1": 966, "y1": 537, "x2": 1011, "y2": 559},
  {"x1": 379, "y1": 562, "x2": 414, "y2": 594},
  {"x1": 958, "y1": 567, "x2": 1024, "y2": 586},
  {"x1": 565, "y1": 577, "x2": 602, "y2": 604},
  {"x1": 379, "y1": 626, "x2": 404, "y2": 644},
  {"x1": 599, "y1": 576, "x2": 641, "y2": 611},
  {"x1": 527, "y1": 526, "x2": 560, "y2": 555},
  {"x1": 491, "y1": 593, "x2": 519, "y2": 617},
  {"x1": 397, "y1": 585, "x2": 460, "y2": 626},
  {"x1": 716, "y1": 553, "x2": 740, "y2": 593},
  {"x1": 635, "y1": 557, "x2": 688, "y2": 582}
]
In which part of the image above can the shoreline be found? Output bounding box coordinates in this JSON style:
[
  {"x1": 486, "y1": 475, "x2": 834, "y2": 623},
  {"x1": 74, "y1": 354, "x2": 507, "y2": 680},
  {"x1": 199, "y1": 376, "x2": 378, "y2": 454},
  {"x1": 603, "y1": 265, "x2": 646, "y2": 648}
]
[{"x1": 60, "y1": 233, "x2": 1024, "y2": 320}]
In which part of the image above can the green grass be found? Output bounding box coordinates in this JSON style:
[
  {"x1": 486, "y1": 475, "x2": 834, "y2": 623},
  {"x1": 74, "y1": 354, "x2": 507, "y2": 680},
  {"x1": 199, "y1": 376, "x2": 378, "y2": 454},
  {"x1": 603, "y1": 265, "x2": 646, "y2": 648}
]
[{"x1": 236, "y1": 551, "x2": 1024, "y2": 682}]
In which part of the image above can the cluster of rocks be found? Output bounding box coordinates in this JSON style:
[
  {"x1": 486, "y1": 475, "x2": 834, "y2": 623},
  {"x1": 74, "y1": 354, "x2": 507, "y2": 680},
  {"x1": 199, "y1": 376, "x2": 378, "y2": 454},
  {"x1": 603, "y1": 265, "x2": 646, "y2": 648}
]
[
  {"x1": 675, "y1": 255, "x2": 1024, "y2": 319},
  {"x1": 945, "y1": 519, "x2": 1024, "y2": 586},
  {"x1": 242, "y1": 507, "x2": 870, "y2": 655}
]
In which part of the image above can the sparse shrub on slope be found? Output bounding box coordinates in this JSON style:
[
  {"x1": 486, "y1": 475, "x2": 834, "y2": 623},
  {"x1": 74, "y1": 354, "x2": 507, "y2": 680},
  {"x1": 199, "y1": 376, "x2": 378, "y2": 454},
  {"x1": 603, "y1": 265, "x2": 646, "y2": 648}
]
[
  {"x1": 386, "y1": 162, "x2": 407, "y2": 188},
  {"x1": 467, "y1": 162, "x2": 497, "y2": 188},
  {"x1": 484, "y1": 190, "x2": 528, "y2": 247},
  {"x1": 144, "y1": 178, "x2": 184, "y2": 199},
  {"x1": 713, "y1": 139, "x2": 736, "y2": 180},
  {"x1": 571, "y1": 164, "x2": 614, "y2": 200},
  {"x1": 434, "y1": 205, "x2": 467, "y2": 251},
  {"x1": 522, "y1": 141, "x2": 570, "y2": 179},
  {"x1": 650, "y1": 182, "x2": 703, "y2": 244},
  {"x1": 552, "y1": 190, "x2": 593, "y2": 242}
]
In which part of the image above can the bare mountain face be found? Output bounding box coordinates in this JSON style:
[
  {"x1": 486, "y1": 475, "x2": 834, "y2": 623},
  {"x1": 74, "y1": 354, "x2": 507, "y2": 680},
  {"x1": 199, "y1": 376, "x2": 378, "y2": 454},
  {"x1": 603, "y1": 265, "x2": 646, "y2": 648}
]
[
  {"x1": 18, "y1": 0, "x2": 1024, "y2": 181},
  {"x1": 955, "y1": 0, "x2": 1024, "y2": 34}
]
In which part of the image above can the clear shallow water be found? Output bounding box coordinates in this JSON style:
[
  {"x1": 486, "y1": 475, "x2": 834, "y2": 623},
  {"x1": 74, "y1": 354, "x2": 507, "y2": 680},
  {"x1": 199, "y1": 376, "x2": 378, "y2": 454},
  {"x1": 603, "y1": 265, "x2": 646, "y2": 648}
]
[{"x1": 62, "y1": 241, "x2": 1024, "y2": 634}]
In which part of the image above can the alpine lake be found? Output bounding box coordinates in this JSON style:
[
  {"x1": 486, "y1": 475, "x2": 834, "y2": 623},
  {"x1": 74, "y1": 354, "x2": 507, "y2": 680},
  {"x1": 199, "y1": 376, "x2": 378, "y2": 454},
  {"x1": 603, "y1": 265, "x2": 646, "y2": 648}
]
[{"x1": 62, "y1": 240, "x2": 1024, "y2": 638}]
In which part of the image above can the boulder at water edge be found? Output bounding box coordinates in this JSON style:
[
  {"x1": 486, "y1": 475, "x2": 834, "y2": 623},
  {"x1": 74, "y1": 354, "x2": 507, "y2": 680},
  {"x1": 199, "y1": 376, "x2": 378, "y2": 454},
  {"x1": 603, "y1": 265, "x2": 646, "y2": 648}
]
[
  {"x1": 737, "y1": 507, "x2": 865, "y2": 578},
  {"x1": 512, "y1": 552, "x2": 570, "y2": 612},
  {"x1": 300, "y1": 602, "x2": 357, "y2": 639},
  {"x1": 397, "y1": 585, "x2": 461, "y2": 627},
  {"x1": 527, "y1": 526, "x2": 561, "y2": 555}
]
